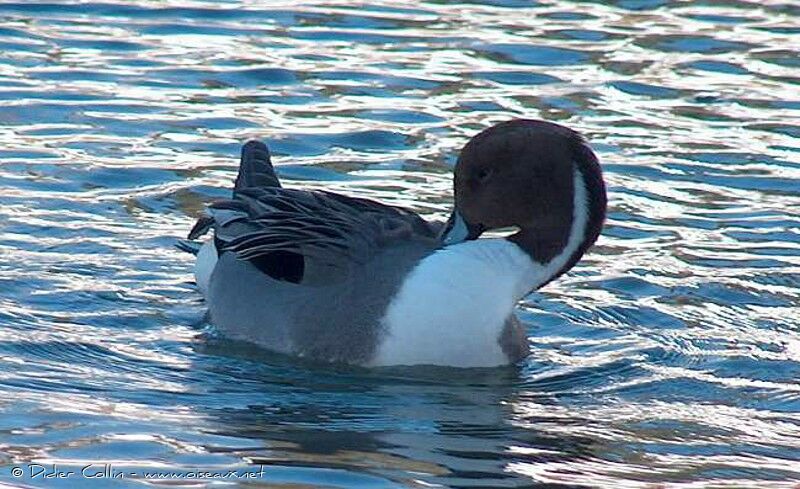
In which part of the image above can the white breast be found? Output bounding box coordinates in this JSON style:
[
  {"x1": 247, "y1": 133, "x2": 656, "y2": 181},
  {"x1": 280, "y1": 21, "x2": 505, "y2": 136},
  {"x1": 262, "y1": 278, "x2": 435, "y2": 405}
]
[
  {"x1": 372, "y1": 168, "x2": 590, "y2": 368},
  {"x1": 372, "y1": 239, "x2": 537, "y2": 367}
]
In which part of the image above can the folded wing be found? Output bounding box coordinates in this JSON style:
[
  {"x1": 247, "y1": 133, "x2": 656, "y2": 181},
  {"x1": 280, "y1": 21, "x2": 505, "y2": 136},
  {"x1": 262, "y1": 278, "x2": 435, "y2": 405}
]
[{"x1": 187, "y1": 141, "x2": 439, "y2": 284}]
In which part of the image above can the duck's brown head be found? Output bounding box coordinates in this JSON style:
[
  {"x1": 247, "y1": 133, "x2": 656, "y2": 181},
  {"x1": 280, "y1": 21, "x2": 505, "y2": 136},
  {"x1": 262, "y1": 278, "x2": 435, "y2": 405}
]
[{"x1": 442, "y1": 119, "x2": 607, "y2": 288}]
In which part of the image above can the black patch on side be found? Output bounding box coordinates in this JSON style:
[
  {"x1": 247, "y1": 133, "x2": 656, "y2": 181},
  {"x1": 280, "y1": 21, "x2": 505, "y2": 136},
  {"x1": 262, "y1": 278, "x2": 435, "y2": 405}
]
[
  {"x1": 215, "y1": 234, "x2": 304, "y2": 283},
  {"x1": 248, "y1": 251, "x2": 305, "y2": 284}
]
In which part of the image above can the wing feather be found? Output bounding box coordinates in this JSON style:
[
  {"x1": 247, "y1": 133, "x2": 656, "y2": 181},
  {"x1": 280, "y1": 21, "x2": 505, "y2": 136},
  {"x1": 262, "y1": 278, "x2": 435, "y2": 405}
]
[{"x1": 187, "y1": 186, "x2": 438, "y2": 280}]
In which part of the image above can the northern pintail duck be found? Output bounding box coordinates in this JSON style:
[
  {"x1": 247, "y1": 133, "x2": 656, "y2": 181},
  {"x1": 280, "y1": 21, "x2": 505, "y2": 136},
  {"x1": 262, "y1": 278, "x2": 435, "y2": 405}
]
[{"x1": 184, "y1": 119, "x2": 606, "y2": 367}]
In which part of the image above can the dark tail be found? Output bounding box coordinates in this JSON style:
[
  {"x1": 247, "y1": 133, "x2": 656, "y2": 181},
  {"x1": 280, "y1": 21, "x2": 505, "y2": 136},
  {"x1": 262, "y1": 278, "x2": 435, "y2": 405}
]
[
  {"x1": 234, "y1": 140, "x2": 280, "y2": 194},
  {"x1": 175, "y1": 239, "x2": 202, "y2": 255}
]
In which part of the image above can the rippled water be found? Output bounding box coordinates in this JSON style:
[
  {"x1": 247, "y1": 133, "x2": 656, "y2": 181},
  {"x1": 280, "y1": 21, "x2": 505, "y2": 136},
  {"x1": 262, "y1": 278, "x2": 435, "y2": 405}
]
[{"x1": 1, "y1": 0, "x2": 799, "y2": 487}]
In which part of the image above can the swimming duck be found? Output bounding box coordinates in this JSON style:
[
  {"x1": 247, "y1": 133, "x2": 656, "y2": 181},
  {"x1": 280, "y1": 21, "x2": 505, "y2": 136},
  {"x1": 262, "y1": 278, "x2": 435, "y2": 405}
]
[{"x1": 185, "y1": 119, "x2": 606, "y2": 367}]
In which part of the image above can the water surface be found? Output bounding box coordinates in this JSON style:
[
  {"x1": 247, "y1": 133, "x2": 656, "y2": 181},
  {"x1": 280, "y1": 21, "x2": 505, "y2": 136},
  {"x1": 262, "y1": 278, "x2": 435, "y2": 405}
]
[{"x1": 1, "y1": 0, "x2": 799, "y2": 487}]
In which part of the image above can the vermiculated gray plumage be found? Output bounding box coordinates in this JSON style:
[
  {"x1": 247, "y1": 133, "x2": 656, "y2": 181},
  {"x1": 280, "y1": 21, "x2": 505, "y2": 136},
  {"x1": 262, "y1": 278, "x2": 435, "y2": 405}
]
[{"x1": 188, "y1": 140, "x2": 443, "y2": 363}]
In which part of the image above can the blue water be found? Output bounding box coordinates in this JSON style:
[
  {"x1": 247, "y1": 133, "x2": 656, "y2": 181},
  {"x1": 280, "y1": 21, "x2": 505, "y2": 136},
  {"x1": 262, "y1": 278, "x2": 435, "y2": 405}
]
[{"x1": 1, "y1": 1, "x2": 799, "y2": 487}]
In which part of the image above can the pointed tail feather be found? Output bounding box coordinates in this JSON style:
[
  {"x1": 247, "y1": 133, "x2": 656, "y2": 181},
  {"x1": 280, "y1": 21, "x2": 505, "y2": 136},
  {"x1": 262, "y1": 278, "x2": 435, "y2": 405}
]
[
  {"x1": 234, "y1": 140, "x2": 280, "y2": 193},
  {"x1": 176, "y1": 239, "x2": 202, "y2": 255},
  {"x1": 181, "y1": 141, "x2": 279, "y2": 257}
]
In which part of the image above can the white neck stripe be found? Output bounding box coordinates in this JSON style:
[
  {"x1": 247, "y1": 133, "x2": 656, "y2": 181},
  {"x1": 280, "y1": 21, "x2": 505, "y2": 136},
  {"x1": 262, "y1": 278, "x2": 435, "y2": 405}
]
[{"x1": 521, "y1": 166, "x2": 590, "y2": 293}]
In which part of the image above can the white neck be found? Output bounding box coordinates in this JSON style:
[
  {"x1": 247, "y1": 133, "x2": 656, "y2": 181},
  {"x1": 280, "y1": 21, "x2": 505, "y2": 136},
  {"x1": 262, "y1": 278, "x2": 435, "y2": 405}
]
[{"x1": 372, "y1": 168, "x2": 590, "y2": 367}]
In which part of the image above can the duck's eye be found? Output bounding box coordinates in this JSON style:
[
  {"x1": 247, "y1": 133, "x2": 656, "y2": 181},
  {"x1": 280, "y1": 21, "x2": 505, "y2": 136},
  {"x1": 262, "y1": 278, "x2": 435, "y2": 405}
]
[{"x1": 476, "y1": 168, "x2": 493, "y2": 183}]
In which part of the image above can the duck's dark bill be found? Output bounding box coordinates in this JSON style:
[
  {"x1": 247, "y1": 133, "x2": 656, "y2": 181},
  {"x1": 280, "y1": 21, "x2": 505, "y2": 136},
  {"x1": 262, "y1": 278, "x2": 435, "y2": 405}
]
[{"x1": 440, "y1": 211, "x2": 484, "y2": 245}]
